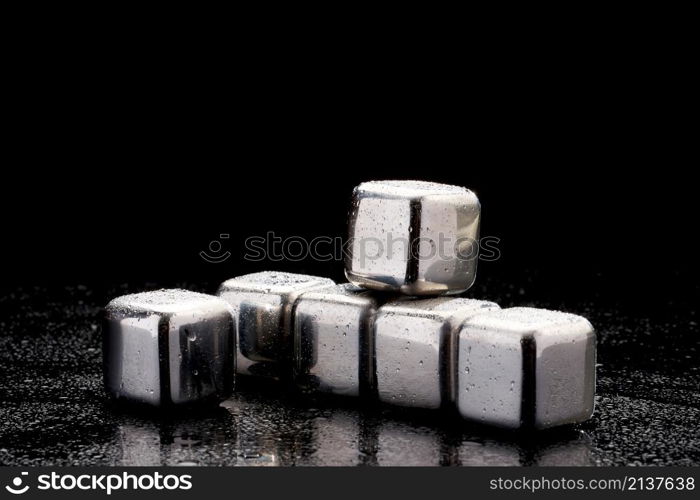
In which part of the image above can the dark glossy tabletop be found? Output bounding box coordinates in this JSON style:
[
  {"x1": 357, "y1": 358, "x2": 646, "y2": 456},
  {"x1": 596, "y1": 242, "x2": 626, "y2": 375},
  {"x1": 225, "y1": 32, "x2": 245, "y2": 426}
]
[{"x1": 1, "y1": 278, "x2": 698, "y2": 466}]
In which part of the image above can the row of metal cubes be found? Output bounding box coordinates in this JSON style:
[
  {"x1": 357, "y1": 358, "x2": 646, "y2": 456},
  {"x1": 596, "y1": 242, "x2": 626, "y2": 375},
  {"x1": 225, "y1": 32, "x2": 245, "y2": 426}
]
[
  {"x1": 220, "y1": 272, "x2": 595, "y2": 430},
  {"x1": 103, "y1": 272, "x2": 595, "y2": 430}
]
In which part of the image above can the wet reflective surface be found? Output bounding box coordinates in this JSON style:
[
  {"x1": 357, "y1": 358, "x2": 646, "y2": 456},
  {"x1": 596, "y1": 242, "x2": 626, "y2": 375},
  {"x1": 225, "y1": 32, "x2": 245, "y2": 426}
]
[{"x1": 0, "y1": 280, "x2": 698, "y2": 466}]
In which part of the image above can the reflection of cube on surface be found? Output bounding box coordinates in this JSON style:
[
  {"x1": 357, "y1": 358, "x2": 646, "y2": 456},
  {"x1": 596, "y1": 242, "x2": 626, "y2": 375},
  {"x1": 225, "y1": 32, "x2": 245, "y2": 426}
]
[
  {"x1": 346, "y1": 180, "x2": 481, "y2": 296},
  {"x1": 376, "y1": 420, "x2": 442, "y2": 466},
  {"x1": 457, "y1": 307, "x2": 596, "y2": 429},
  {"x1": 293, "y1": 283, "x2": 386, "y2": 397},
  {"x1": 217, "y1": 272, "x2": 335, "y2": 377},
  {"x1": 103, "y1": 289, "x2": 235, "y2": 408},
  {"x1": 374, "y1": 297, "x2": 500, "y2": 409}
]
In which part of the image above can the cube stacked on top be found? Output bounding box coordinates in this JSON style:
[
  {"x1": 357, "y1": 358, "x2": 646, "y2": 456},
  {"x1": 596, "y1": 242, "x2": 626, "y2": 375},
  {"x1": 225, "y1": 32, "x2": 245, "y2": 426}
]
[
  {"x1": 346, "y1": 180, "x2": 481, "y2": 295},
  {"x1": 102, "y1": 180, "x2": 596, "y2": 429}
]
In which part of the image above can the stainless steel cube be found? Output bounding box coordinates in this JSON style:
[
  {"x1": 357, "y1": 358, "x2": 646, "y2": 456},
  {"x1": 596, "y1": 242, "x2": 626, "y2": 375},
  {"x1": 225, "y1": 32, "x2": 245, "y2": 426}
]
[
  {"x1": 293, "y1": 283, "x2": 385, "y2": 397},
  {"x1": 102, "y1": 289, "x2": 235, "y2": 408},
  {"x1": 457, "y1": 307, "x2": 596, "y2": 429},
  {"x1": 375, "y1": 297, "x2": 500, "y2": 409},
  {"x1": 346, "y1": 180, "x2": 481, "y2": 295},
  {"x1": 217, "y1": 272, "x2": 335, "y2": 376}
]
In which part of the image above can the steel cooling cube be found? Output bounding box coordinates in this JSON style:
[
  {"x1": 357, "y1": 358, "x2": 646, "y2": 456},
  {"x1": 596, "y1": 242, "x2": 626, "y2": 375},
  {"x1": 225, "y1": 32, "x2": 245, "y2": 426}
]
[
  {"x1": 457, "y1": 307, "x2": 596, "y2": 429},
  {"x1": 293, "y1": 283, "x2": 388, "y2": 397},
  {"x1": 374, "y1": 297, "x2": 500, "y2": 409},
  {"x1": 346, "y1": 180, "x2": 481, "y2": 296},
  {"x1": 102, "y1": 289, "x2": 235, "y2": 407},
  {"x1": 216, "y1": 272, "x2": 335, "y2": 376}
]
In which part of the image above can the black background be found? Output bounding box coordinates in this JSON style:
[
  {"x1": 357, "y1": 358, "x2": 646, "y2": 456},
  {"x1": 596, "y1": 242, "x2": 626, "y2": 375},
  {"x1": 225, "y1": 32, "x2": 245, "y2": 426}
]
[
  {"x1": 3, "y1": 92, "x2": 697, "y2": 313},
  {"x1": 1, "y1": 30, "x2": 697, "y2": 311}
]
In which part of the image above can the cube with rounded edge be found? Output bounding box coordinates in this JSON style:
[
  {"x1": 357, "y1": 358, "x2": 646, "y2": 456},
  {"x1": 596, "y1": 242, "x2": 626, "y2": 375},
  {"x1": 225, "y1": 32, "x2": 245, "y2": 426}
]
[
  {"x1": 217, "y1": 272, "x2": 335, "y2": 377},
  {"x1": 346, "y1": 180, "x2": 481, "y2": 296},
  {"x1": 457, "y1": 307, "x2": 596, "y2": 429},
  {"x1": 294, "y1": 283, "x2": 388, "y2": 397},
  {"x1": 375, "y1": 297, "x2": 500, "y2": 409},
  {"x1": 102, "y1": 289, "x2": 235, "y2": 408}
]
